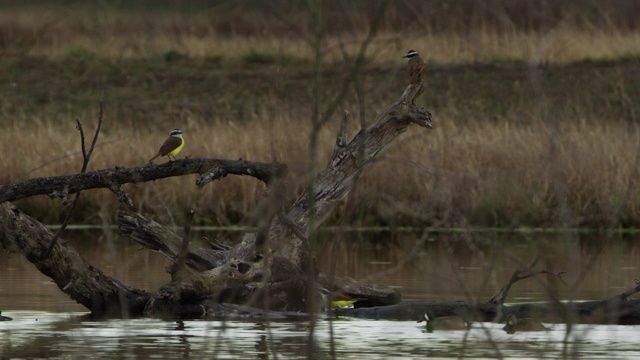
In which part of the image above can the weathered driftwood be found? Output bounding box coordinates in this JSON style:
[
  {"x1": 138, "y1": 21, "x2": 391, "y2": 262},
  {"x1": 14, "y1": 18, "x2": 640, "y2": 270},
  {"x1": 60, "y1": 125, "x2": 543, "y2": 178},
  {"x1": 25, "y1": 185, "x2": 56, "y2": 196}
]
[
  {"x1": 0, "y1": 81, "x2": 430, "y2": 318},
  {"x1": 0, "y1": 156, "x2": 287, "y2": 317},
  {"x1": 336, "y1": 268, "x2": 640, "y2": 325},
  {"x1": 0, "y1": 202, "x2": 149, "y2": 317},
  {"x1": 126, "y1": 81, "x2": 432, "y2": 316},
  {"x1": 3, "y1": 73, "x2": 640, "y2": 323},
  {"x1": 118, "y1": 212, "x2": 256, "y2": 271},
  {"x1": 0, "y1": 158, "x2": 288, "y2": 206},
  {"x1": 117, "y1": 212, "x2": 401, "y2": 309},
  {"x1": 338, "y1": 294, "x2": 640, "y2": 325}
]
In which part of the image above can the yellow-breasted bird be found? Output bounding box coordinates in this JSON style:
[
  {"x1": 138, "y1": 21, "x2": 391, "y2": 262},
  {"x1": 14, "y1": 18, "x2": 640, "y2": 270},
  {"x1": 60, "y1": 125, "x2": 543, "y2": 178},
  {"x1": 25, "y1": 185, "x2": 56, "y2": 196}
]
[
  {"x1": 321, "y1": 288, "x2": 365, "y2": 309},
  {"x1": 148, "y1": 129, "x2": 184, "y2": 163},
  {"x1": 402, "y1": 49, "x2": 425, "y2": 85}
]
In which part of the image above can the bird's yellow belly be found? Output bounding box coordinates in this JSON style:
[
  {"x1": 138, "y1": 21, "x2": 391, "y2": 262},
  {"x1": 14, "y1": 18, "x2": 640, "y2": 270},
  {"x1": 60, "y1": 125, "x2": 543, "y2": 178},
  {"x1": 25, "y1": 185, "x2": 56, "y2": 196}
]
[
  {"x1": 332, "y1": 299, "x2": 358, "y2": 308},
  {"x1": 167, "y1": 139, "x2": 184, "y2": 157}
]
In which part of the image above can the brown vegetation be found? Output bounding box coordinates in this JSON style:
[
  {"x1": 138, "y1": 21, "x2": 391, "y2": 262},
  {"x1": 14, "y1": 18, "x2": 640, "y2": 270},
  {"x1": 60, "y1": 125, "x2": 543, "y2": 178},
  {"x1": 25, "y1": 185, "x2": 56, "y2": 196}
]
[{"x1": 1, "y1": 1, "x2": 639, "y2": 229}]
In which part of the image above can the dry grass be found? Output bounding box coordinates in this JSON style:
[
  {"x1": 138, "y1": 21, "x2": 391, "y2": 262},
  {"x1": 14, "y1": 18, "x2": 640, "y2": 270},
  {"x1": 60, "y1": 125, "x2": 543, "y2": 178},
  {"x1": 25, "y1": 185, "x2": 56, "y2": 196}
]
[
  {"x1": 367, "y1": 118, "x2": 640, "y2": 228},
  {"x1": 1, "y1": 3, "x2": 639, "y2": 65},
  {"x1": 1, "y1": 1, "x2": 639, "y2": 228},
  {"x1": 5, "y1": 23, "x2": 640, "y2": 66},
  {"x1": 2, "y1": 110, "x2": 336, "y2": 226},
  {"x1": 3, "y1": 110, "x2": 639, "y2": 228}
]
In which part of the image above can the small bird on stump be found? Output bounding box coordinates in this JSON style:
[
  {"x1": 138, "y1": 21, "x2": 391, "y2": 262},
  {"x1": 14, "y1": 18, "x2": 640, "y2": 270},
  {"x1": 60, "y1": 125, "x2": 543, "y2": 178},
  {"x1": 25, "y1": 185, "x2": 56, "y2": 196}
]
[{"x1": 402, "y1": 49, "x2": 425, "y2": 85}]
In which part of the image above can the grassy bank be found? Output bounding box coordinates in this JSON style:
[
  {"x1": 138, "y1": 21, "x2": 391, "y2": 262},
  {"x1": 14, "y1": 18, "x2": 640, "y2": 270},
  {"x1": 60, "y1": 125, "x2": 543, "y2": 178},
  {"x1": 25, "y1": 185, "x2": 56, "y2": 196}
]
[
  {"x1": 1, "y1": 2, "x2": 639, "y2": 228},
  {"x1": 3, "y1": 90, "x2": 639, "y2": 228},
  {"x1": 2, "y1": 1, "x2": 640, "y2": 65}
]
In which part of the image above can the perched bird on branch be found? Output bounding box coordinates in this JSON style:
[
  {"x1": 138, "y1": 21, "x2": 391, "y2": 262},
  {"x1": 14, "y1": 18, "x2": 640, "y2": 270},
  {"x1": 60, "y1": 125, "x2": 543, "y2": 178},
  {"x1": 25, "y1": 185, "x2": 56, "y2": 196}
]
[
  {"x1": 402, "y1": 49, "x2": 425, "y2": 85},
  {"x1": 148, "y1": 129, "x2": 184, "y2": 163}
]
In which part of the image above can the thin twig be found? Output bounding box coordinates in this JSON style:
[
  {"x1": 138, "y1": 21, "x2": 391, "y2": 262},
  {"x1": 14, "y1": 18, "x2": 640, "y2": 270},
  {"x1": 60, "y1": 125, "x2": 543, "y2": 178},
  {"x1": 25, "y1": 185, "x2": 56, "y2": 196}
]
[
  {"x1": 86, "y1": 102, "x2": 103, "y2": 163},
  {"x1": 43, "y1": 100, "x2": 103, "y2": 258},
  {"x1": 315, "y1": 0, "x2": 389, "y2": 130},
  {"x1": 487, "y1": 256, "x2": 567, "y2": 305}
]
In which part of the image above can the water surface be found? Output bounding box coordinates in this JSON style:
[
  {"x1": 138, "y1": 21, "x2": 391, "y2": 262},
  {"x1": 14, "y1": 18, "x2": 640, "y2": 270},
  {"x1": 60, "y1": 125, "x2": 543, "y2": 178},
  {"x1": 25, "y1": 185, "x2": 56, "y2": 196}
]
[
  {"x1": 2, "y1": 311, "x2": 640, "y2": 359},
  {"x1": 1, "y1": 230, "x2": 638, "y2": 358}
]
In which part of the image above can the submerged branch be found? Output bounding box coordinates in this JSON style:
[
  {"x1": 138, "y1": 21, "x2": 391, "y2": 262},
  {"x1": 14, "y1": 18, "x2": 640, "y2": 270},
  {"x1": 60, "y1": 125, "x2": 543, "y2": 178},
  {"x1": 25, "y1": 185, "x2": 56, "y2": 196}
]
[{"x1": 0, "y1": 203, "x2": 149, "y2": 317}]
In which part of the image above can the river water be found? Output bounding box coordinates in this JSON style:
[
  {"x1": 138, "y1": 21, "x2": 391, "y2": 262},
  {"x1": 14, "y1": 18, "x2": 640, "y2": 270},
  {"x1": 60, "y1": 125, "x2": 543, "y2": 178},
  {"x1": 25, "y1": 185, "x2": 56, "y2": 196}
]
[{"x1": 1, "y1": 229, "x2": 639, "y2": 358}]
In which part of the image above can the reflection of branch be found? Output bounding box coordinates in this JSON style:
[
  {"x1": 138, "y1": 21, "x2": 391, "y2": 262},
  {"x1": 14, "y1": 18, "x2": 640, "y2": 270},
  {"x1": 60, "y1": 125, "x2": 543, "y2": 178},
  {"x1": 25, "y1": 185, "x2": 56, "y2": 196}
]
[
  {"x1": 487, "y1": 256, "x2": 567, "y2": 305},
  {"x1": 570, "y1": 239, "x2": 605, "y2": 292},
  {"x1": 173, "y1": 208, "x2": 196, "y2": 281},
  {"x1": 44, "y1": 100, "x2": 104, "y2": 258}
]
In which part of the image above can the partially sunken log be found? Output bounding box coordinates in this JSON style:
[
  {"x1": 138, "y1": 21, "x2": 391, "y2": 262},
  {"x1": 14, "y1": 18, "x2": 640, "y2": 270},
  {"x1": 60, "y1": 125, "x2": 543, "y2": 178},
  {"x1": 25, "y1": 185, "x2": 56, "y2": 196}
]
[
  {"x1": 338, "y1": 291, "x2": 640, "y2": 325},
  {"x1": 336, "y1": 265, "x2": 640, "y2": 325},
  {"x1": 0, "y1": 202, "x2": 149, "y2": 317},
  {"x1": 128, "y1": 81, "x2": 432, "y2": 316},
  {"x1": 4, "y1": 75, "x2": 640, "y2": 324},
  {"x1": 0, "y1": 81, "x2": 430, "y2": 318}
]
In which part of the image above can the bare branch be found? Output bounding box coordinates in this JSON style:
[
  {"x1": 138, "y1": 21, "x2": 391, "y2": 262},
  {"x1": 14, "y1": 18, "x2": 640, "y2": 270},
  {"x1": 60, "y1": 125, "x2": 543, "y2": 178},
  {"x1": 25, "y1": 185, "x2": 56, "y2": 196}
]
[
  {"x1": 488, "y1": 257, "x2": 567, "y2": 305},
  {"x1": 1, "y1": 203, "x2": 149, "y2": 317},
  {"x1": 43, "y1": 103, "x2": 104, "y2": 259},
  {"x1": 107, "y1": 182, "x2": 134, "y2": 210},
  {"x1": 0, "y1": 159, "x2": 288, "y2": 203},
  {"x1": 85, "y1": 99, "x2": 103, "y2": 163},
  {"x1": 194, "y1": 166, "x2": 227, "y2": 187}
]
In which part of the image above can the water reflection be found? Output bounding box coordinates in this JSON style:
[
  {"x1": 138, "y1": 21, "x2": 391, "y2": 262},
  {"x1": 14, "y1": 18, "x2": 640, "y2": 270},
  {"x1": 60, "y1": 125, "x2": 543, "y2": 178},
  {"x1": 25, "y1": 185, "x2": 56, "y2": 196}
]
[
  {"x1": 1, "y1": 230, "x2": 638, "y2": 312},
  {"x1": 2, "y1": 230, "x2": 639, "y2": 358},
  {"x1": 314, "y1": 230, "x2": 639, "y2": 303},
  {"x1": 2, "y1": 311, "x2": 640, "y2": 358}
]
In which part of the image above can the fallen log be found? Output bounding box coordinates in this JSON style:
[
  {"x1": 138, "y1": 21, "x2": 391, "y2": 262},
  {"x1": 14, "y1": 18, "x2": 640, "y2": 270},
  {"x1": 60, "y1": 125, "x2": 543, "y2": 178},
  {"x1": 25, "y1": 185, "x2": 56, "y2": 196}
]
[
  {"x1": 335, "y1": 265, "x2": 640, "y2": 325},
  {"x1": 336, "y1": 296, "x2": 640, "y2": 325},
  {"x1": 0, "y1": 74, "x2": 431, "y2": 317},
  {"x1": 120, "y1": 80, "x2": 432, "y2": 316},
  {"x1": 0, "y1": 202, "x2": 149, "y2": 317}
]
